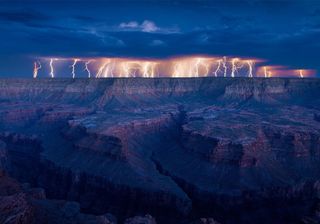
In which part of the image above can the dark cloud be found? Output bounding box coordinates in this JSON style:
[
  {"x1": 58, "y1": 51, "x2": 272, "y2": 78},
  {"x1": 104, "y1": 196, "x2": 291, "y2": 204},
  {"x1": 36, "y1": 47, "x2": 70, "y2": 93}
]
[
  {"x1": 0, "y1": 9, "x2": 50, "y2": 23},
  {"x1": 0, "y1": 0, "x2": 319, "y2": 76},
  {"x1": 72, "y1": 15, "x2": 98, "y2": 22}
]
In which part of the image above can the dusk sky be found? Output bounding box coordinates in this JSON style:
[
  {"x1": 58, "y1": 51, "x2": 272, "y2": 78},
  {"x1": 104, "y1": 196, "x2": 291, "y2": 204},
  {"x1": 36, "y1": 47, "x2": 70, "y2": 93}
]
[{"x1": 0, "y1": 0, "x2": 319, "y2": 77}]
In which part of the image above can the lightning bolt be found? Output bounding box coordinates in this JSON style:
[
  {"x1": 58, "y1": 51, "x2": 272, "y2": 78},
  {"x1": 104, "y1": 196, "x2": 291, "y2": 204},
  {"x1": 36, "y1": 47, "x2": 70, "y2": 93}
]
[
  {"x1": 231, "y1": 58, "x2": 237, "y2": 77},
  {"x1": 99, "y1": 61, "x2": 111, "y2": 77},
  {"x1": 231, "y1": 58, "x2": 243, "y2": 77},
  {"x1": 214, "y1": 59, "x2": 222, "y2": 77},
  {"x1": 263, "y1": 66, "x2": 269, "y2": 78},
  {"x1": 104, "y1": 61, "x2": 117, "y2": 77},
  {"x1": 71, "y1": 59, "x2": 80, "y2": 79},
  {"x1": 149, "y1": 62, "x2": 156, "y2": 78},
  {"x1": 122, "y1": 61, "x2": 142, "y2": 77},
  {"x1": 194, "y1": 58, "x2": 209, "y2": 77},
  {"x1": 247, "y1": 60, "x2": 253, "y2": 78},
  {"x1": 105, "y1": 62, "x2": 115, "y2": 77},
  {"x1": 49, "y1": 58, "x2": 56, "y2": 78},
  {"x1": 194, "y1": 58, "x2": 201, "y2": 77},
  {"x1": 299, "y1": 69, "x2": 304, "y2": 78},
  {"x1": 172, "y1": 63, "x2": 180, "y2": 77},
  {"x1": 203, "y1": 61, "x2": 209, "y2": 77},
  {"x1": 142, "y1": 62, "x2": 151, "y2": 78},
  {"x1": 84, "y1": 60, "x2": 92, "y2": 78},
  {"x1": 96, "y1": 59, "x2": 110, "y2": 78},
  {"x1": 33, "y1": 61, "x2": 41, "y2": 78},
  {"x1": 96, "y1": 62, "x2": 108, "y2": 78},
  {"x1": 143, "y1": 62, "x2": 158, "y2": 78},
  {"x1": 121, "y1": 62, "x2": 130, "y2": 77},
  {"x1": 222, "y1": 56, "x2": 227, "y2": 77}
]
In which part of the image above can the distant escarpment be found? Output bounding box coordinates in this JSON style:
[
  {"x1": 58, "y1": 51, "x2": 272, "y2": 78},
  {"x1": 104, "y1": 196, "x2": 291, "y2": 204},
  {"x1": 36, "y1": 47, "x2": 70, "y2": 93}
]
[{"x1": 0, "y1": 78, "x2": 319, "y2": 106}]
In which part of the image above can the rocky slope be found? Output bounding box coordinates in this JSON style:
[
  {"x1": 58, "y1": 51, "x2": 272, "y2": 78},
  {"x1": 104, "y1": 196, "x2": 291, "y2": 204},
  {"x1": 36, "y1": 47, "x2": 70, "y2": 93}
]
[{"x1": 0, "y1": 77, "x2": 320, "y2": 224}]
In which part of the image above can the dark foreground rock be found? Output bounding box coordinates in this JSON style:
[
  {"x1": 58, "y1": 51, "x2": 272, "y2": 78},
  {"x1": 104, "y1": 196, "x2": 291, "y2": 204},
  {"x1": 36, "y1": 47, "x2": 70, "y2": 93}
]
[
  {"x1": 0, "y1": 172, "x2": 118, "y2": 224},
  {"x1": 0, "y1": 77, "x2": 320, "y2": 223},
  {"x1": 124, "y1": 214, "x2": 156, "y2": 224}
]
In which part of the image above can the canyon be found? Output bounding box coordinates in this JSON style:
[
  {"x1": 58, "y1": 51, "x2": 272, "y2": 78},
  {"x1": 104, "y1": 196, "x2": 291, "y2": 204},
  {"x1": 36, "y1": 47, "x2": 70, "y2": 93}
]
[{"x1": 0, "y1": 77, "x2": 320, "y2": 224}]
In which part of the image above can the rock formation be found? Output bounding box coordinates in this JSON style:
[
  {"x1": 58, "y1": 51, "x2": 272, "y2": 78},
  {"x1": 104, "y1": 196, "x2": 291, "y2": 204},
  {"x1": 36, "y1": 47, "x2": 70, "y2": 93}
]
[{"x1": 0, "y1": 77, "x2": 320, "y2": 223}]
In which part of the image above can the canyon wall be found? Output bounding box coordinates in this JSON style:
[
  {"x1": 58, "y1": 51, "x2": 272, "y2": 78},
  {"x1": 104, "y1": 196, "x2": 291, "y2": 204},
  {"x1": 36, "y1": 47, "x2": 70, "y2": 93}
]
[{"x1": 0, "y1": 78, "x2": 320, "y2": 224}]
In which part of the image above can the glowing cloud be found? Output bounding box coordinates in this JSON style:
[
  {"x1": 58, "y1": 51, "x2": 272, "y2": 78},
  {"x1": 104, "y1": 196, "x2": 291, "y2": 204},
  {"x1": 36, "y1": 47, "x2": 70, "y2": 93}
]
[{"x1": 34, "y1": 56, "x2": 316, "y2": 78}]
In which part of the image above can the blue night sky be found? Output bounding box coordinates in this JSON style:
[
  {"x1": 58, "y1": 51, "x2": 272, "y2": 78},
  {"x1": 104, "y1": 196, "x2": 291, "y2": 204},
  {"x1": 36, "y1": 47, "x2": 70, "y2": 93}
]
[{"x1": 0, "y1": 0, "x2": 320, "y2": 77}]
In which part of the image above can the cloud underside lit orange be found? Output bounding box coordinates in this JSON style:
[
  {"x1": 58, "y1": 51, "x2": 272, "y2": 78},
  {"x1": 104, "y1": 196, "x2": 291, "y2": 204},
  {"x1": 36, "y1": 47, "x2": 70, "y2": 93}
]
[{"x1": 34, "y1": 56, "x2": 316, "y2": 78}]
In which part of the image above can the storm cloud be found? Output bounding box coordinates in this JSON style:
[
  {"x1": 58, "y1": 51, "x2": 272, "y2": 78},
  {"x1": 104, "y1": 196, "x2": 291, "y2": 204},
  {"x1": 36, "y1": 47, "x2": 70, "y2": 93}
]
[{"x1": 0, "y1": 0, "x2": 319, "y2": 76}]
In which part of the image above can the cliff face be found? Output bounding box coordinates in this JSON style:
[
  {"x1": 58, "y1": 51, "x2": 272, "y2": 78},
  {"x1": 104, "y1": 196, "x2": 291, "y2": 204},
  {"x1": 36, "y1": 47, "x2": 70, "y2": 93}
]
[
  {"x1": 0, "y1": 78, "x2": 320, "y2": 224},
  {"x1": 0, "y1": 78, "x2": 319, "y2": 105}
]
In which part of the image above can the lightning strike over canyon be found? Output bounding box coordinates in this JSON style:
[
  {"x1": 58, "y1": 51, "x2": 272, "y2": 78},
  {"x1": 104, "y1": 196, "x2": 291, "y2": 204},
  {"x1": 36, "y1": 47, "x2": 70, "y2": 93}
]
[
  {"x1": 33, "y1": 61, "x2": 41, "y2": 78},
  {"x1": 49, "y1": 58, "x2": 56, "y2": 78},
  {"x1": 106, "y1": 61, "x2": 116, "y2": 77},
  {"x1": 71, "y1": 59, "x2": 80, "y2": 79},
  {"x1": 96, "y1": 61, "x2": 108, "y2": 78},
  {"x1": 85, "y1": 60, "x2": 92, "y2": 78},
  {"x1": 263, "y1": 67, "x2": 268, "y2": 78},
  {"x1": 103, "y1": 61, "x2": 115, "y2": 77},
  {"x1": 231, "y1": 58, "x2": 242, "y2": 78},
  {"x1": 2, "y1": 2, "x2": 320, "y2": 224},
  {"x1": 222, "y1": 56, "x2": 228, "y2": 77},
  {"x1": 214, "y1": 59, "x2": 222, "y2": 77},
  {"x1": 299, "y1": 69, "x2": 304, "y2": 78},
  {"x1": 247, "y1": 60, "x2": 253, "y2": 78},
  {"x1": 142, "y1": 62, "x2": 157, "y2": 78},
  {"x1": 33, "y1": 56, "x2": 315, "y2": 78}
]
